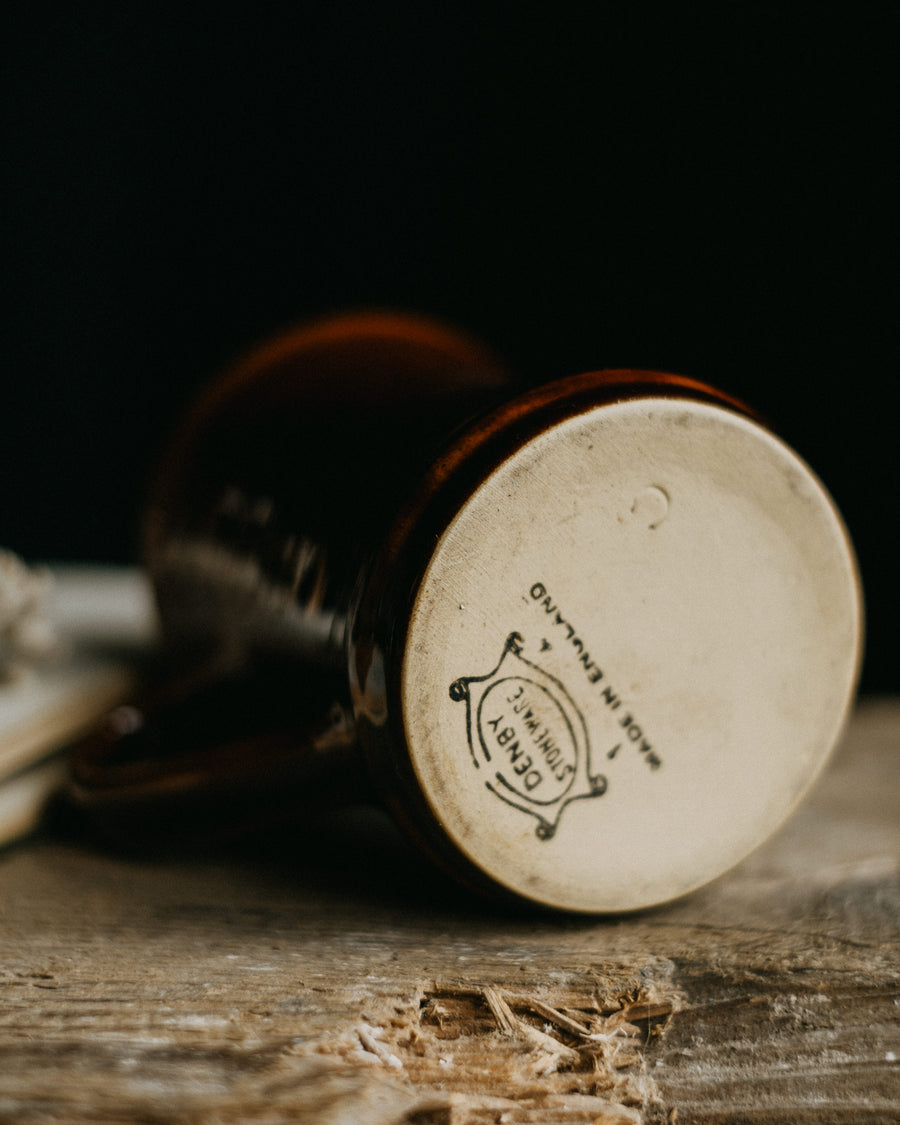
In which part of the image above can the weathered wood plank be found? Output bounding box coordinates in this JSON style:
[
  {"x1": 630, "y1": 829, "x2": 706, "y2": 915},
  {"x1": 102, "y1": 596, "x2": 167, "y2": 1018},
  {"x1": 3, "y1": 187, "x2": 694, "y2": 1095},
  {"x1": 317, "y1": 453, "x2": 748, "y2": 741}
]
[{"x1": 0, "y1": 700, "x2": 897, "y2": 1123}]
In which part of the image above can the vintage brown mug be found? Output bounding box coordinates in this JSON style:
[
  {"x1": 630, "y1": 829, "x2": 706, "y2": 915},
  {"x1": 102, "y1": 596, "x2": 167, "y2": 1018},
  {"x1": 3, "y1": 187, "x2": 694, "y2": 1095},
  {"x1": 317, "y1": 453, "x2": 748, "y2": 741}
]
[{"x1": 70, "y1": 311, "x2": 863, "y2": 912}]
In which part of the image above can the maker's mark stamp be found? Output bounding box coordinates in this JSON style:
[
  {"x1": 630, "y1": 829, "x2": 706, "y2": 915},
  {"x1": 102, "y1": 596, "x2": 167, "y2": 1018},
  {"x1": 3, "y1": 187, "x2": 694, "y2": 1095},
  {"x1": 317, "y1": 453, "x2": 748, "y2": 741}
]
[{"x1": 449, "y1": 632, "x2": 607, "y2": 839}]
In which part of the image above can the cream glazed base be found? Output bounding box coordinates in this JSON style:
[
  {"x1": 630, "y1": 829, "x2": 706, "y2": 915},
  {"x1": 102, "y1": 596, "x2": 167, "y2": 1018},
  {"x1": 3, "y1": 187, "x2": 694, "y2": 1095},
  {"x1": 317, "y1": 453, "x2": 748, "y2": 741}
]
[{"x1": 401, "y1": 397, "x2": 862, "y2": 913}]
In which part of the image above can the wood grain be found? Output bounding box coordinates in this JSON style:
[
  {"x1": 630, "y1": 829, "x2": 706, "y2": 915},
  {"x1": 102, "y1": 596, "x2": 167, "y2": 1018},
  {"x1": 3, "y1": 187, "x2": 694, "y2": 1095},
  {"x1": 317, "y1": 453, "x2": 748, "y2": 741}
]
[{"x1": 1, "y1": 700, "x2": 897, "y2": 1123}]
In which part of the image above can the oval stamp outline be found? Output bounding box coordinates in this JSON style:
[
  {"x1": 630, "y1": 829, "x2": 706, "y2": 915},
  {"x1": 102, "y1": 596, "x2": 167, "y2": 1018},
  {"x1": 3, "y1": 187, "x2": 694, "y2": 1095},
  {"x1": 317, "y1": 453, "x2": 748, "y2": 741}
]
[
  {"x1": 476, "y1": 675, "x2": 578, "y2": 807},
  {"x1": 449, "y1": 632, "x2": 608, "y2": 840}
]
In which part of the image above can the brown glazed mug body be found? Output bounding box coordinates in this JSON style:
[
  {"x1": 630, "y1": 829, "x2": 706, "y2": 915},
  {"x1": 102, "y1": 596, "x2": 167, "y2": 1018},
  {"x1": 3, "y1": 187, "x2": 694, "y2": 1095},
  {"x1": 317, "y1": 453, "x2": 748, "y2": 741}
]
[{"x1": 71, "y1": 311, "x2": 862, "y2": 912}]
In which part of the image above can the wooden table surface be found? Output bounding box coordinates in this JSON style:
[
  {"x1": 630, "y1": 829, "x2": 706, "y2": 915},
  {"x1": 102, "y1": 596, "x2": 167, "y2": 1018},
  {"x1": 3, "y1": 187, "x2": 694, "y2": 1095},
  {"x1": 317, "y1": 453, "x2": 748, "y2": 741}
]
[{"x1": 1, "y1": 699, "x2": 897, "y2": 1124}]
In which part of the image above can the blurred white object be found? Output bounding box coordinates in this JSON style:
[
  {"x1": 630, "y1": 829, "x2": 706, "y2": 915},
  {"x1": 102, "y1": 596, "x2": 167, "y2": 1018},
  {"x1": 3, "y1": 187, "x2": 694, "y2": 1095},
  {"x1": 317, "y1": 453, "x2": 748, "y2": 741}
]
[
  {"x1": 0, "y1": 561, "x2": 157, "y2": 845},
  {"x1": 0, "y1": 549, "x2": 58, "y2": 678}
]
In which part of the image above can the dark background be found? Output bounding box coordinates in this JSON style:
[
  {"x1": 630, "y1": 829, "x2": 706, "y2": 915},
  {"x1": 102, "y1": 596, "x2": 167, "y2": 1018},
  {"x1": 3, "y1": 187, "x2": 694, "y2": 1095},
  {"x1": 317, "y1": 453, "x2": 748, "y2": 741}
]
[{"x1": 2, "y1": 7, "x2": 897, "y2": 691}]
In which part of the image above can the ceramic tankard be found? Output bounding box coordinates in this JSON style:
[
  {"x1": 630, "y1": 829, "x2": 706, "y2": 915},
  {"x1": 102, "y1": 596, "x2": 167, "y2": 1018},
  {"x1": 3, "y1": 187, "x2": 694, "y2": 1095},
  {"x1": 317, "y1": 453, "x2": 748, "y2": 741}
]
[{"x1": 71, "y1": 311, "x2": 862, "y2": 912}]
